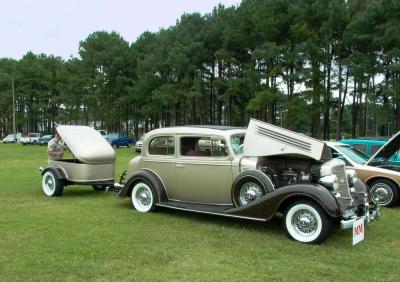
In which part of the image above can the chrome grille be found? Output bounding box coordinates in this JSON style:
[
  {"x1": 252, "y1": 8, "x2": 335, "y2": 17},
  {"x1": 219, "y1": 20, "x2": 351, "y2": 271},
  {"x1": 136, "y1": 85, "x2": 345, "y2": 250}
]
[{"x1": 331, "y1": 165, "x2": 352, "y2": 209}]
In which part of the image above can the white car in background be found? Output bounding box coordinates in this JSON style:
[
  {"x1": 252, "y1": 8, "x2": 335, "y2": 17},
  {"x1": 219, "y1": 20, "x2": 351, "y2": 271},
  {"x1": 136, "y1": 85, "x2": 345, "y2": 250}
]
[
  {"x1": 2, "y1": 133, "x2": 21, "y2": 143},
  {"x1": 135, "y1": 136, "x2": 145, "y2": 152},
  {"x1": 20, "y1": 133, "x2": 41, "y2": 145}
]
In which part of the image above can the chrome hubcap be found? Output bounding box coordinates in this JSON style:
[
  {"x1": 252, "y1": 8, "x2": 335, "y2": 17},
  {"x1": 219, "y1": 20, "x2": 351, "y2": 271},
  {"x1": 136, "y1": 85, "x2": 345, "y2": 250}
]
[
  {"x1": 292, "y1": 209, "x2": 318, "y2": 236},
  {"x1": 371, "y1": 183, "x2": 393, "y2": 205},
  {"x1": 136, "y1": 187, "x2": 151, "y2": 207},
  {"x1": 239, "y1": 182, "x2": 264, "y2": 205},
  {"x1": 45, "y1": 175, "x2": 55, "y2": 191}
]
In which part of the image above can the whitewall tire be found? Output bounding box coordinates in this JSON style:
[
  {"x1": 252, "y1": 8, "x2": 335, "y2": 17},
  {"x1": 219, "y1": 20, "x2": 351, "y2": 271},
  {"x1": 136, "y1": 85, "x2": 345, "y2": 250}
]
[
  {"x1": 42, "y1": 171, "x2": 64, "y2": 197},
  {"x1": 131, "y1": 182, "x2": 156, "y2": 212},
  {"x1": 283, "y1": 200, "x2": 332, "y2": 244}
]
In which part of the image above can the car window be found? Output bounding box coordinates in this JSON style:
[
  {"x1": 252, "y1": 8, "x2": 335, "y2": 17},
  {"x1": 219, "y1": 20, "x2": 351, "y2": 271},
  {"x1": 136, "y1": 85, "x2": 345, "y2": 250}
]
[
  {"x1": 371, "y1": 145, "x2": 382, "y2": 155},
  {"x1": 180, "y1": 136, "x2": 229, "y2": 157},
  {"x1": 148, "y1": 136, "x2": 174, "y2": 155},
  {"x1": 352, "y1": 144, "x2": 367, "y2": 154}
]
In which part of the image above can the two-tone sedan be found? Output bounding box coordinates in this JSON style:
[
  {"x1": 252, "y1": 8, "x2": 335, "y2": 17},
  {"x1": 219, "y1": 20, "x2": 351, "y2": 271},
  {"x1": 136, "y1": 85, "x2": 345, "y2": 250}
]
[{"x1": 116, "y1": 119, "x2": 379, "y2": 244}]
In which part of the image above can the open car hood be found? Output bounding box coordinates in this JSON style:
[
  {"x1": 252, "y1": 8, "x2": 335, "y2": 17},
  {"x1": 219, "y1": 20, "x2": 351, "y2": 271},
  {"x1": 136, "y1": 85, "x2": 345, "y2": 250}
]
[
  {"x1": 243, "y1": 119, "x2": 331, "y2": 161},
  {"x1": 366, "y1": 131, "x2": 400, "y2": 166},
  {"x1": 57, "y1": 125, "x2": 116, "y2": 164}
]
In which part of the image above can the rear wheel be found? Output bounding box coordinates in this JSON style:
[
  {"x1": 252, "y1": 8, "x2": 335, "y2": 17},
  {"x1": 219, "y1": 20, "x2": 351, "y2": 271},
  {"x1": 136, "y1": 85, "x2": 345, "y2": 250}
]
[
  {"x1": 369, "y1": 179, "x2": 399, "y2": 207},
  {"x1": 131, "y1": 181, "x2": 156, "y2": 212},
  {"x1": 42, "y1": 171, "x2": 64, "y2": 197},
  {"x1": 283, "y1": 200, "x2": 332, "y2": 244}
]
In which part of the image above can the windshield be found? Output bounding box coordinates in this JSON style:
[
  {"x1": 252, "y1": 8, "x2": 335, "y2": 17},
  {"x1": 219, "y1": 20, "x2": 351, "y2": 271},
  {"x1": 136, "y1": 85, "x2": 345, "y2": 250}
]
[
  {"x1": 336, "y1": 145, "x2": 369, "y2": 165},
  {"x1": 28, "y1": 133, "x2": 37, "y2": 137},
  {"x1": 42, "y1": 135, "x2": 52, "y2": 138},
  {"x1": 231, "y1": 134, "x2": 245, "y2": 155},
  {"x1": 5, "y1": 134, "x2": 13, "y2": 138}
]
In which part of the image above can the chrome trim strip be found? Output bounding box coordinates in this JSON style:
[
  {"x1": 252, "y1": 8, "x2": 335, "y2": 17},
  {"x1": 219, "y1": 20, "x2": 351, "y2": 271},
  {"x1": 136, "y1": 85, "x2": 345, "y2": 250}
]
[
  {"x1": 255, "y1": 125, "x2": 311, "y2": 152},
  {"x1": 156, "y1": 203, "x2": 267, "y2": 222},
  {"x1": 175, "y1": 161, "x2": 231, "y2": 166},
  {"x1": 167, "y1": 199, "x2": 232, "y2": 206},
  {"x1": 66, "y1": 178, "x2": 114, "y2": 183}
]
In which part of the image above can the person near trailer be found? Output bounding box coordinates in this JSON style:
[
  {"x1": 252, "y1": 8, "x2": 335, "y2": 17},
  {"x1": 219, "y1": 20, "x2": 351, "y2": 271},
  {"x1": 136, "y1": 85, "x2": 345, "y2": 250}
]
[{"x1": 48, "y1": 131, "x2": 65, "y2": 161}]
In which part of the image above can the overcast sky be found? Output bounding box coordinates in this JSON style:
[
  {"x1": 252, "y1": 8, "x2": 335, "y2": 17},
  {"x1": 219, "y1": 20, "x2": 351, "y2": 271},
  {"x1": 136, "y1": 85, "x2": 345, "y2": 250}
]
[{"x1": 0, "y1": 0, "x2": 241, "y2": 60}]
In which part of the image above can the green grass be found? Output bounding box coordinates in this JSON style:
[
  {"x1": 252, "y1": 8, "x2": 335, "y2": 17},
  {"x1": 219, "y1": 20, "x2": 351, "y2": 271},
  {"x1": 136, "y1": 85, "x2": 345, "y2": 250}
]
[{"x1": 0, "y1": 144, "x2": 399, "y2": 281}]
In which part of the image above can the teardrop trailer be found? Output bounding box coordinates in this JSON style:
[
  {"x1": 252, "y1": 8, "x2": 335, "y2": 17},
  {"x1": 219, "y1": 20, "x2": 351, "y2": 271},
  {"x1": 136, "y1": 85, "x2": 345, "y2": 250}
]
[{"x1": 40, "y1": 125, "x2": 116, "y2": 196}]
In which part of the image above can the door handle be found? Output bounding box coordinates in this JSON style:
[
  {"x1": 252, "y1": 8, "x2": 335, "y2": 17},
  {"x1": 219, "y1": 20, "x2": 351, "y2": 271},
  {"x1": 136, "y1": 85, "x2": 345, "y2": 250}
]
[{"x1": 176, "y1": 164, "x2": 184, "y2": 168}]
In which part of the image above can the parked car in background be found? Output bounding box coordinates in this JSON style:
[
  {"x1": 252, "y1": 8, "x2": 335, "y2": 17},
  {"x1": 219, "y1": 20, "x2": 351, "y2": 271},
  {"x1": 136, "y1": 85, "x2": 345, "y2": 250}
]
[
  {"x1": 135, "y1": 136, "x2": 145, "y2": 152},
  {"x1": 2, "y1": 133, "x2": 21, "y2": 143},
  {"x1": 105, "y1": 133, "x2": 135, "y2": 148},
  {"x1": 20, "y1": 133, "x2": 41, "y2": 145},
  {"x1": 327, "y1": 132, "x2": 400, "y2": 207},
  {"x1": 115, "y1": 119, "x2": 379, "y2": 244},
  {"x1": 339, "y1": 138, "x2": 388, "y2": 156},
  {"x1": 38, "y1": 135, "x2": 53, "y2": 145}
]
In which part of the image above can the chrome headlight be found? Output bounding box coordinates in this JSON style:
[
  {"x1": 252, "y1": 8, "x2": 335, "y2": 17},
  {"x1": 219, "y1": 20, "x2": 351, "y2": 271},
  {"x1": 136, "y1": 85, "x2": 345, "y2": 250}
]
[
  {"x1": 345, "y1": 169, "x2": 358, "y2": 186},
  {"x1": 319, "y1": 174, "x2": 340, "y2": 191}
]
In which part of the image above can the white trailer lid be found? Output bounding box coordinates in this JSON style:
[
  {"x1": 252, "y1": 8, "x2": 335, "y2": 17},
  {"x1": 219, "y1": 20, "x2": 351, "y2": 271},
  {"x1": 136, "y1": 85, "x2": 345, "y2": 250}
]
[{"x1": 57, "y1": 125, "x2": 116, "y2": 164}]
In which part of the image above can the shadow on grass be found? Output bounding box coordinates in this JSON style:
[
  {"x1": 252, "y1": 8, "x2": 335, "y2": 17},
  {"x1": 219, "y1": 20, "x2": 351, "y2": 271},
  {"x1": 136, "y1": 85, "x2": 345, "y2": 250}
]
[{"x1": 61, "y1": 186, "x2": 111, "y2": 198}]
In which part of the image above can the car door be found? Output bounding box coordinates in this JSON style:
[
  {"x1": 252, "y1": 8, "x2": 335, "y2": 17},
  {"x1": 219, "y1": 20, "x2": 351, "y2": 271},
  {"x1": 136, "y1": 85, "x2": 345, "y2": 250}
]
[{"x1": 171, "y1": 135, "x2": 233, "y2": 204}]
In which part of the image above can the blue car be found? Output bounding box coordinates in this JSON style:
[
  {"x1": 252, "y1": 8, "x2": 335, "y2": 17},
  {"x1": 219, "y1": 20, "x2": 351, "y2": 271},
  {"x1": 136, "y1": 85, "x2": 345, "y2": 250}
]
[
  {"x1": 105, "y1": 133, "x2": 136, "y2": 148},
  {"x1": 38, "y1": 135, "x2": 53, "y2": 145}
]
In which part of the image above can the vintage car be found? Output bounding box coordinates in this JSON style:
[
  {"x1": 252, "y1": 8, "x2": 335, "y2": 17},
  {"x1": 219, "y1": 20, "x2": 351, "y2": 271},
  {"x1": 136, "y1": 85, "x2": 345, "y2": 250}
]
[
  {"x1": 327, "y1": 132, "x2": 400, "y2": 207},
  {"x1": 116, "y1": 119, "x2": 379, "y2": 244},
  {"x1": 40, "y1": 125, "x2": 116, "y2": 196}
]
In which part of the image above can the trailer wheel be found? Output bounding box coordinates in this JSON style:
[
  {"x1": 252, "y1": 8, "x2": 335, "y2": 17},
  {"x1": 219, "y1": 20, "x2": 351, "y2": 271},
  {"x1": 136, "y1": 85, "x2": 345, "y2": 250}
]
[{"x1": 42, "y1": 170, "x2": 64, "y2": 197}]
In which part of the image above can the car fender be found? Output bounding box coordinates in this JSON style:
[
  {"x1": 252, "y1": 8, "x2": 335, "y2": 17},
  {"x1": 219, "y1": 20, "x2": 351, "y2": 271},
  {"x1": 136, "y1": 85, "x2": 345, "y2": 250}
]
[
  {"x1": 226, "y1": 184, "x2": 342, "y2": 220},
  {"x1": 41, "y1": 166, "x2": 66, "y2": 180},
  {"x1": 117, "y1": 169, "x2": 167, "y2": 203}
]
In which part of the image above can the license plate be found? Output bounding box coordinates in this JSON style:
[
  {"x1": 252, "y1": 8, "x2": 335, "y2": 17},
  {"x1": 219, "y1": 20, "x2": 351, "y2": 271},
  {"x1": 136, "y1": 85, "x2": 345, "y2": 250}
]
[{"x1": 353, "y1": 217, "x2": 365, "y2": 245}]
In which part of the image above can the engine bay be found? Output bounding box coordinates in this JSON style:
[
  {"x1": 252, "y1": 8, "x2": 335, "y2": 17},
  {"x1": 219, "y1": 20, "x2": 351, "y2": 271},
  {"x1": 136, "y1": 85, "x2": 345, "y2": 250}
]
[{"x1": 258, "y1": 156, "x2": 321, "y2": 188}]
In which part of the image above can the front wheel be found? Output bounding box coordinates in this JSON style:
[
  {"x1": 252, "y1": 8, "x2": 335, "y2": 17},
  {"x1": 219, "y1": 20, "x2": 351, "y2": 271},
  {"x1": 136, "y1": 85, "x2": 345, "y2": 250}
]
[
  {"x1": 283, "y1": 200, "x2": 332, "y2": 244},
  {"x1": 131, "y1": 181, "x2": 157, "y2": 212},
  {"x1": 369, "y1": 179, "x2": 399, "y2": 207},
  {"x1": 127, "y1": 142, "x2": 131, "y2": 148},
  {"x1": 42, "y1": 171, "x2": 64, "y2": 197}
]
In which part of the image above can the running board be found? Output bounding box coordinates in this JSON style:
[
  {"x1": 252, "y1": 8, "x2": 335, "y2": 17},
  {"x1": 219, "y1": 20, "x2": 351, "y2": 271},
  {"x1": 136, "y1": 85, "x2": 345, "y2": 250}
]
[{"x1": 156, "y1": 201, "x2": 267, "y2": 222}]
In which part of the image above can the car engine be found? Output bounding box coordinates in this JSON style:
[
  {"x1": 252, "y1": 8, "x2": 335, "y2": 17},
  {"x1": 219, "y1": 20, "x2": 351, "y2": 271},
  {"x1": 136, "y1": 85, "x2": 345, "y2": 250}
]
[{"x1": 257, "y1": 156, "x2": 321, "y2": 188}]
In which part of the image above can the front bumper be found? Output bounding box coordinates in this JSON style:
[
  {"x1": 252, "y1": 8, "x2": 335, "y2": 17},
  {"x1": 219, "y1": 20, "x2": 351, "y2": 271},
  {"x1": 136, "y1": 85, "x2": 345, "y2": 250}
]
[{"x1": 340, "y1": 206, "x2": 380, "y2": 230}]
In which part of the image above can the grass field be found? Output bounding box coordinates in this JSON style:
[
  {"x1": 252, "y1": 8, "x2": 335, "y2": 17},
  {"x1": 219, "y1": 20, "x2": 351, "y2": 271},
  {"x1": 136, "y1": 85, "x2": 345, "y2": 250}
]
[{"x1": 0, "y1": 144, "x2": 399, "y2": 281}]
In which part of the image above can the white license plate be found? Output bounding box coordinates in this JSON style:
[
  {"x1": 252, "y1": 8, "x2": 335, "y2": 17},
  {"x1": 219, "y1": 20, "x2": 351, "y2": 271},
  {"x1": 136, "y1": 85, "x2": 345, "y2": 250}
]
[{"x1": 353, "y1": 217, "x2": 365, "y2": 245}]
